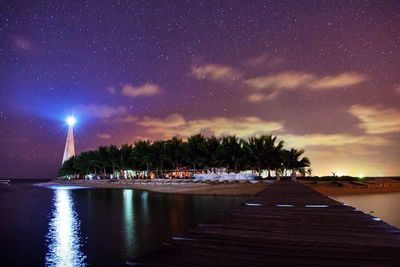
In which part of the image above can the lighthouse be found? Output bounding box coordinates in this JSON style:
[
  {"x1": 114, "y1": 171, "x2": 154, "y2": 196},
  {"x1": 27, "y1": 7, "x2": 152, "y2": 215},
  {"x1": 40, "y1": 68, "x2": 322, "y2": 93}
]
[{"x1": 62, "y1": 116, "x2": 76, "y2": 164}]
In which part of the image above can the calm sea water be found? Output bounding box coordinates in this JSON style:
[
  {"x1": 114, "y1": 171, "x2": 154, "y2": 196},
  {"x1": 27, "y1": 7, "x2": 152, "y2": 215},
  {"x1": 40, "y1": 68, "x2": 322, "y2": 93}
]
[
  {"x1": 333, "y1": 193, "x2": 400, "y2": 228},
  {"x1": 0, "y1": 183, "x2": 245, "y2": 266}
]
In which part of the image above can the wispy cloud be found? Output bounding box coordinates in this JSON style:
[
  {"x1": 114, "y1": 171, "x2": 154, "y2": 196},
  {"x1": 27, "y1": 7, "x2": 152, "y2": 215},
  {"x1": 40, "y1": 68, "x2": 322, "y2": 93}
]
[
  {"x1": 244, "y1": 71, "x2": 315, "y2": 90},
  {"x1": 247, "y1": 92, "x2": 279, "y2": 102},
  {"x1": 245, "y1": 54, "x2": 284, "y2": 68},
  {"x1": 139, "y1": 113, "x2": 186, "y2": 129},
  {"x1": 308, "y1": 72, "x2": 367, "y2": 90},
  {"x1": 190, "y1": 63, "x2": 242, "y2": 82},
  {"x1": 244, "y1": 71, "x2": 367, "y2": 101},
  {"x1": 97, "y1": 133, "x2": 111, "y2": 139},
  {"x1": 121, "y1": 83, "x2": 161, "y2": 97},
  {"x1": 138, "y1": 113, "x2": 283, "y2": 138},
  {"x1": 281, "y1": 133, "x2": 388, "y2": 148},
  {"x1": 79, "y1": 104, "x2": 127, "y2": 118},
  {"x1": 113, "y1": 115, "x2": 139, "y2": 123},
  {"x1": 348, "y1": 105, "x2": 400, "y2": 134}
]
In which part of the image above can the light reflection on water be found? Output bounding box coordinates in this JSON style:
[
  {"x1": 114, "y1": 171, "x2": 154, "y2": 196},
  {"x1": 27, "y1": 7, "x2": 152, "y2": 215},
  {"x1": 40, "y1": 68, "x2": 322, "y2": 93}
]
[
  {"x1": 334, "y1": 192, "x2": 400, "y2": 228},
  {"x1": 45, "y1": 189, "x2": 86, "y2": 267},
  {"x1": 122, "y1": 190, "x2": 149, "y2": 255},
  {"x1": 123, "y1": 189, "x2": 135, "y2": 252}
]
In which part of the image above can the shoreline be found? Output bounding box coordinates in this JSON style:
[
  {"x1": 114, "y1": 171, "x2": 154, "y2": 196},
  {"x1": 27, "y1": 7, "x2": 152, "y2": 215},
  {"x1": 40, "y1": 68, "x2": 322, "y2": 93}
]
[
  {"x1": 37, "y1": 179, "x2": 268, "y2": 196},
  {"x1": 36, "y1": 178, "x2": 400, "y2": 197},
  {"x1": 301, "y1": 178, "x2": 400, "y2": 196}
]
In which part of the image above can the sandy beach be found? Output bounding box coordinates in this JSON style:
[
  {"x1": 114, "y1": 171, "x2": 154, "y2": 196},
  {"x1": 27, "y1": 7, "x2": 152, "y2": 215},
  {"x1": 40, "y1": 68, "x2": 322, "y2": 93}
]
[
  {"x1": 39, "y1": 179, "x2": 268, "y2": 196},
  {"x1": 302, "y1": 178, "x2": 400, "y2": 196},
  {"x1": 37, "y1": 178, "x2": 400, "y2": 196}
]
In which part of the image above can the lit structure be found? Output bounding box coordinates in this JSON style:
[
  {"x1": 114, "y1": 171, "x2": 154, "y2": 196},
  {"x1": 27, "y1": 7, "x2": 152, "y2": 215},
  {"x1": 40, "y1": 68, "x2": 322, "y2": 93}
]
[{"x1": 62, "y1": 116, "x2": 76, "y2": 164}]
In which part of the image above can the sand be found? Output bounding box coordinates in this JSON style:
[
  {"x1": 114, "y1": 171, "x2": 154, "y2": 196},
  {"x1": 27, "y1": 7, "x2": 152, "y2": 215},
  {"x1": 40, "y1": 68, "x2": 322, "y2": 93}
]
[
  {"x1": 38, "y1": 178, "x2": 400, "y2": 197},
  {"x1": 40, "y1": 179, "x2": 267, "y2": 196},
  {"x1": 302, "y1": 178, "x2": 400, "y2": 196}
]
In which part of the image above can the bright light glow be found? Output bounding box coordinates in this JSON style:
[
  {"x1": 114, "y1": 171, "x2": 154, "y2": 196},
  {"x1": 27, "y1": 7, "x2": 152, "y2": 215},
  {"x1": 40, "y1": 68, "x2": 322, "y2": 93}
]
[
  {"x1": 66, "y1": 116, "x2": 76, "y2": 126},
  {"x1": 305, "y1": 205, "x2": 329, "y2": 208},
  {"x1": 244, "y1": 203, "x2": 262, "y2": 206},
  {"x1": 335, "y1": 170, "x2": 344, "y2": 177},
  {"x1": 358, "y1": 174, "x2": 365, "y2": 179}
]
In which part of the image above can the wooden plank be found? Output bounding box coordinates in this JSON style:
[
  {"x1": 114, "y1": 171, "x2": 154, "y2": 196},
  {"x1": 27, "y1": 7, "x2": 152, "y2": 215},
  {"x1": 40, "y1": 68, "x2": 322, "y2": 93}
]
[{"x1": 127, "y1": 181, "x2": 400, "y2": 266}]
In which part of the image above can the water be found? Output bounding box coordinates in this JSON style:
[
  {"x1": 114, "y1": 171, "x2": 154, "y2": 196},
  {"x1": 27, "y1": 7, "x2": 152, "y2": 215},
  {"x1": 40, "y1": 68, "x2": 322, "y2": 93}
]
[
  {"x1": 0, "y1": 183, "x2": 245, "y2": 266},
  {"x1": 333, "y1": 193, "x2": 400, "y2": 228}
]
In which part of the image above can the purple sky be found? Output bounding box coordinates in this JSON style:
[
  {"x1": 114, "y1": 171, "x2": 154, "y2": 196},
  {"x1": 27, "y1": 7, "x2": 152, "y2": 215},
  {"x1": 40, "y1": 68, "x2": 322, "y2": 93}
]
[{"x1": 1, "y1": 1, "x2": 399, "y2": 178}]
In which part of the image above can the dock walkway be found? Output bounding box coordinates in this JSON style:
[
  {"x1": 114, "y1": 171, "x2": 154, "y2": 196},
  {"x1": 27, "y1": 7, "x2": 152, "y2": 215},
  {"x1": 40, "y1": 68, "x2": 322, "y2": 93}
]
[{"x1": 130, "y1": 181, "x2": 400, "y2": 266}]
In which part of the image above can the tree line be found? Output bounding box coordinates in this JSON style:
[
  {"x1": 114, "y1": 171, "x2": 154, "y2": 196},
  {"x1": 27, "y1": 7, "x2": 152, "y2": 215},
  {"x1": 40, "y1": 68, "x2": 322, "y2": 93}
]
[{"x1": 59, "y1": 134, "x2": 310, "y2": 179}]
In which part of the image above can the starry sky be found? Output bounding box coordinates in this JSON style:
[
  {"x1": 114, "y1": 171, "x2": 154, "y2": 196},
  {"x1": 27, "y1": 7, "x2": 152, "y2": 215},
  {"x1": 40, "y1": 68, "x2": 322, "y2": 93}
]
[{"x1": 1, "y1": 0, "x2": 399, "y2": 179}]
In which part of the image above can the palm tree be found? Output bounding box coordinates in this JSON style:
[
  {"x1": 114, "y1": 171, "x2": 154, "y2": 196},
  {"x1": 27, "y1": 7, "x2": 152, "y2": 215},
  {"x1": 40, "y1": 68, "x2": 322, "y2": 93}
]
[
  {"x1": 59, "y1": 156, "x2": 77, "y2": 177},
  {"x1": 205, "y1": 136, "x2": 221, "y2": 169},
  {"x1": 107, "y1": 145, "x2": 120, "y2": 177},
  {"x1": 244, "y1": 136, "x2": 266, "y2": 177},
  {"x1": 59, "y1": 134, "x2": 311, "y2": 180},
  {"x1": 263, "y1": 135, "x2": 284, "y2": 177},
  {"x1": 151, "y1": 140, "x2": 168, "y2": 177},
  {"x1": 282, "y1": 148, "x2": 310, "y2": 175},
  {"x1": 306, "y1": 168, "x2": 313, "y2": 177},
  {"x1": 218, "y1": 136, "x2": 244, "y2": 173},
  {"x1": 119, "y1": 144, "x2": 134, "y2": 177},
  {"x1": 133, "y1": 140, "x2": 153, "y2": 174},
  {"x1": 185, "y1": 134, "x2": 207, "y2": 170},
  {"x1": 98, "y1": 146, "x2": 111, "y2": 176},
  {"x1": 86, "y1": 150, "x2": 102, "y2": 175},
  {"x1": 165, "y1": 137, "x2": 185, "y2": 171}
]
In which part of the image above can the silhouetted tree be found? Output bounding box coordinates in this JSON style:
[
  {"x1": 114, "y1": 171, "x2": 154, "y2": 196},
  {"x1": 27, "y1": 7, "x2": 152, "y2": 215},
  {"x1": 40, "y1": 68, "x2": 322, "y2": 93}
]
[
  {"x1": 59, "y1": 134, "x2": 311, "y2": 180},
  {"x1": 185, "y1": 134, "x2": 207, "y2": 170}
]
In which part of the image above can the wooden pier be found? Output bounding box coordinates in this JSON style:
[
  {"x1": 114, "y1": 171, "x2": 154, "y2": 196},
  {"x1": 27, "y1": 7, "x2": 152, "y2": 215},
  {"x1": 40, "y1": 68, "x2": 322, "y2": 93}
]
[{"x1": 129, "y1": 181, "x2": 400, "y2": 266}]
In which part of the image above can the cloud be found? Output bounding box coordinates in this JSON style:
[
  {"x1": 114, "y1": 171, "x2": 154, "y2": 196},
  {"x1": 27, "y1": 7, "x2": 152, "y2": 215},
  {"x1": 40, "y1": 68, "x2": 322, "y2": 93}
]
[
  {"x1": 138, "y1": 113, "x2": 283, "y2": 138},
  {"x1": 247, "y1": 92, "x2": 279, "y2": 102},
  {"x1": 97, "y1": 133, "x2": 111, "y2": 139},
  {"x1": 244, "y1": 71, "x2": 315, "y2": 90},
  {"x1": 281, "y1": 133, "x2": 388, "y2": 148},
  {"x1": 396, "y1": 85, "x2": 400, "y2": 94},
  {"x1": 114, "y1": 115, "x2": 139, "y2": 123},
  {"x1": 10, "y1": 35, "x2": 32, "y2": 51},
  {"x1": 308, "y1": 72, "x2": 367, "y2": 90},
  {"x1": 121, "y1": 83, "x2": 161, "y2": 97},
  {"x1": 348, "y1": 105, "x2": 400, "y2": 134},
  {"x1": 245, "y1": 54, "x2": 285, "y2": 68},
  {"x1": 79, "y1": 104, "x2": 127, "y2": 118},
  {"x1": 139, "y1": 113, "x2": 186, "y2": 129},
  {"x1": 190, "y1": 63, "x2": 242, "y2": 82},
  {"x1": 246, "y1": 54, "x2": 270, "y2": 67},
  {"x1": 244, "y1": 71, "x2": 367, "y2": 102}
]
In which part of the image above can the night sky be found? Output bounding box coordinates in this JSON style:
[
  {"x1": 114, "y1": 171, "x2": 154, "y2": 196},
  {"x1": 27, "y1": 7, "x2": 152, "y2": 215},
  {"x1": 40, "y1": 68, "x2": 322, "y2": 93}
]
[{"x1": 1, "y1": 1, "x2": 399, "y2": 179}]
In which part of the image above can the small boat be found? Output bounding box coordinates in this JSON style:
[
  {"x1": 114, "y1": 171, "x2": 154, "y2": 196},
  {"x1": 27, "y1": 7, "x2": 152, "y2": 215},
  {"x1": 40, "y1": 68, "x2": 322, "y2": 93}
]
[{"x1": 0, "y1": 179, "x2": 11, "y2": 185}]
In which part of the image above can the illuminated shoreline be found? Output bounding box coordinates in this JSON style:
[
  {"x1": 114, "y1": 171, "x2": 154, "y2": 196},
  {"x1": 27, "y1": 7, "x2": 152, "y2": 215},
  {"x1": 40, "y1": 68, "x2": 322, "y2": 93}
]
[
  {"x1": 37, "y1": 179, "x2": 267, "y2": 196},
  {"x1": 36, "y1": 177, "x2": 400, "y2": 196}
]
